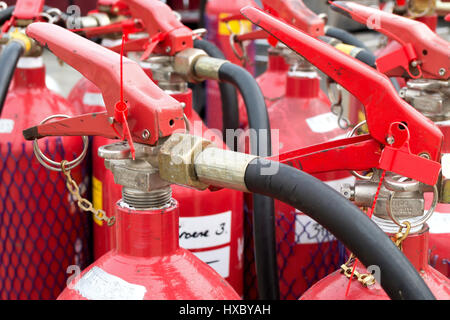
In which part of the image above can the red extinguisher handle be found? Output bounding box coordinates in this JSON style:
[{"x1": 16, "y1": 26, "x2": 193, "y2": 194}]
[
  {"x1": 330, "y1": 1, "x2": 450, "y2": 80},
  {"x1": 121, "y1": 0, "x2": 193, "y2": 56},
  {"x1": 261, "y1": 0, "x2": 325, "y2": 37},
  {"x1": 23, "y1": 22, "x2": 185, "y2": 146},
  {"x1": 12, "y1": 0, "x2": 44, "y2": 20},
  {"x1": 241, "y1": 6, "x2": 443, "y2": 186}
]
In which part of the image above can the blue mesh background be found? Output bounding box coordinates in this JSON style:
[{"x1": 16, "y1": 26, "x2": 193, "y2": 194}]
[{"x1": 244, "y1": 203, "x2": 346, "y2": 300}]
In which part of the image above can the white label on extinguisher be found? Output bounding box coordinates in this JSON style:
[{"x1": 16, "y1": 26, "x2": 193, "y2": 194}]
[
  {"x1": 73, "y1": 266, "x2": 147, "y2": 300},
  {"x1": 179, "y1": 211, "x2": 231, "y2": 249},
  {"x1": 427, "y1": 211, "x2": 450, "y2": 234},
  {"x1": 435, "y1": 120, "x2": 450, "y2": 126},
  {"x1": 192, "y1": 246, "x2": 230, "y2": 279},
  {"x1": 294, "y1": 176, "x2": 354, "y2": 244},
  {"x1": 0, "y1": 119, "x2": 14, "y2": 133},
  {"x1": 83, "y1": 92, "x2": 105, "y2": 107},
  {"x1": 305, "y1": 112, "x2": 340, "y2": 133}
]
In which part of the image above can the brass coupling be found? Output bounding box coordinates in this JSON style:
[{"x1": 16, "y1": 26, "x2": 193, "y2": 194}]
[
  {"x1": 158, "y1": 133, "x2": 257, "y2": 192},
  {"x1": 173, "y1": 48, "x2": 228, "y2": 83},
  {"x1": 5, "y1": 29, "x2": 41, "y2": 57}
]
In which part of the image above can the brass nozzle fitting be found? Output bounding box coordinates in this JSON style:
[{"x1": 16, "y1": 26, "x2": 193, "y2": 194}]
[
  {"x1": 158, "y1": 133, "x2": 257, "y2": 192},
  {"x1": 8, "y1": 29, "x2": 41, "y2": 57},
  {"x1": 173, "y1": 48, "x2": 227, "y2": 83}
]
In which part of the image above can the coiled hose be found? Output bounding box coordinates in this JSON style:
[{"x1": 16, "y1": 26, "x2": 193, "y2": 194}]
[
  {"x1": 0, "y1": 41, "x2": 24, "y2": 115},
  {"x1": 245, "y1": 159, "x2": 436, "y2": 300}
]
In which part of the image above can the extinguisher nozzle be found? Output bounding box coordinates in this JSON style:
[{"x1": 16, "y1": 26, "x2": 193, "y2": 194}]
[{"x1": 23, "y1": 126, "x2": 41, "y2": 140}]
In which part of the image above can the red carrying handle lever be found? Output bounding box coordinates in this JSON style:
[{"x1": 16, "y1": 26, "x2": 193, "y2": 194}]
[
  {"x1": 23, "y1": 22, "x2": 185, "y2": 147},
  {"x1": 121, "y1": 0, "x2": 193, "y2": 56},
  {"x1": 12, "y1": 0, "x2": 44, "y2": 20},
  {"x1": 330, "y1": 1, "x2": 450, "y2": 80},
  {"x1": 1, "y1": 0, "x2": 44, "y2": 32},
  {"x1": 262, "y1": 0, "x2": 324, "y2": 37},
  {"x1": 241, "y1": 6, "x2": 443, "y2": 185}
]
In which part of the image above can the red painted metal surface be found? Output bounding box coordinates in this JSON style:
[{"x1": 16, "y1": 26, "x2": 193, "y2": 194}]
[
  {"x1": 25, "y1": 22, "x2": 185, "y2": 146},
  {"x1": 428, "y1": 122, "x2": 450, "y2": 277},
  {"x1": 261, "y1": 0, "x2": 324, "y2": 37},
  {"x1": 4, "y1": 1, "x2": 97, "y2": 15},
  {"x1": 12, "y1": 0, "x2": 44, "y2": 20},
  {"x1": 241, "y1": 6, "x2": 443, "y2": 186},
  {"x1": 123, "y1": 0, "x2": 193, "y2": 56},
  {"x1": 204, "y1": 0, "x2": 255, "y2": 132},
  {"x1": 0, "y1": 59, "x2": 91, "y2": 299},
  {"x1": 239, "y1": 50, "x2": 289, "y2": 128},
  {"x1": 330, "y1": 1, "x2": 450, "y2": 80},
  {"x1": 300, "y1": 228, "x2": 450, "y2": 300},
  {"x1": 58, "y1": 200, "x2": 240, "y2": 300},
  {"x1": 241, "y1": 67, "x2": 353, "y2": 299}
]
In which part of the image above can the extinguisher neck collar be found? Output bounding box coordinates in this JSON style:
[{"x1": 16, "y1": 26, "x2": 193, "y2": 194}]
[
  {"x1": 115, "y1": 198, "x2": 180, "y2": 258},
  {"x1": 13, "y1": 56, "x2": 46, "y2": 89}
]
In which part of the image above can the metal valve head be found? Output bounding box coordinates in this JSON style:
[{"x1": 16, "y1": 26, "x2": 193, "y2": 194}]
[{"x1": 23, "y1": 22, "x2": 185, "y2": 146}]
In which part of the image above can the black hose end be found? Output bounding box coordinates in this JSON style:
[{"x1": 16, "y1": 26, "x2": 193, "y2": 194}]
[
  {"x1": 355, "y1": 50, "x2": 376, "y2": 68},
  {"x1": 23, "y1": 127, "x2": 40, "y2": 140},
  {"x1": 329, "y1": 1, "x2": 352, "y2": 19}
]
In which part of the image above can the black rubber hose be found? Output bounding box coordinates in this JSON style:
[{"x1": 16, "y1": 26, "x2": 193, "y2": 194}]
[
  {"x1": 0, "y1": 41, "x2": 24, "y2": 116},
  {"x1": 319, "y1": 36, "x2": 401, "y2": 91},
  {"x1": 0, "y1": 6, "x2": 14, "y2": 25},
  {"x1": 325, "y1": 26, "x2": 371, "y2": 52},
  {"x1": 193, "y1": 39, "x2": 240, "y2": 149},
  {"x1": 0, "y1": 5, "x2": 67, "y2": 26},
  {"x1": 353, "y1": 49, "x2": 376, "y2": 68},
  {"x1": 218, "y1": 62, "x2": 279, "y2": 300},
  {"x1": 245, "y1": 159, "x2": 436, "y2": 300}
]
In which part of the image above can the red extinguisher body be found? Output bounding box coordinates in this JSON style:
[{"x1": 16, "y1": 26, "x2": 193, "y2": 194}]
[
  {"x1": 0, "y1": 58, "x2": 91, "y2": 299},
  {"x1": 204, "y1": 0, "x2": 256, "y2": 132},
  {"x1": 239, "y1": 47, "x2": 289, "y2": 128},
  {"x1": 71, "y1": 71, "x2": 245, "y2": 295},
  {"x1": 242, "y1": 65, "x2": 352, "y2": 300},
  {"x1": 428, "y1": 122, "x2": 450, "y2": 277},
  {"x1": 58, "y1": 199, "x2": 240, "y2": 300},
  {"x1": 300, "y1": 227, "x2": 450, "y2": 300}
]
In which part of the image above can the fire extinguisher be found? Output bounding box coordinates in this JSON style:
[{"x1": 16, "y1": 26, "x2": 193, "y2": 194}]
[
  {"x1": 235, "y1": 0, "x2": 379, "y2": 300},
  {"x1": 0, "y1": 1, "x2": 91, "y2": 299},
  {"x1": 240, "y1": 5, "x2": 446, "y2": 299},
  {"x1": 203, "y1": 0, "x2": 256, "y2": 132},
  {"x1": 301, "y1": 170, "x2": 450, "y2": 300},
  {"x1": 25, "y1": 18, "x2": 444, "y2": 301},
  {"x1": 330, "y1": 1, "x2": 450, "y2": 277},
  {"x1": 23, "y1": 22, "x2": 241, "y2": 300},
  {"x1": 64, "y1": 0, "x2": 141, "y2": 259},
  {"x1": 64, "y1": 0, "x2": 271, "y2": 296},
  {"x1": 240, "y1": 46, "x2": 354, "y2": 301},
  {"x1": 235, "y1": 0, "x2": 377, "y2": 128}
]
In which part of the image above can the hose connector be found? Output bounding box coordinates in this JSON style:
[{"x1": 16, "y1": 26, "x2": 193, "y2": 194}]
[
  {"x1": 8, "y1": 29, "x2": 37, "y2": 56},
  {"x1": 173, "y1": 48, "x2": 227, "y2": 83},
  {"x1": 158, "y1": 133, "x2": 214, "y2": 190},
  {"x1": 158, "y1": 133, "x2": 257, "y2": 192}
]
